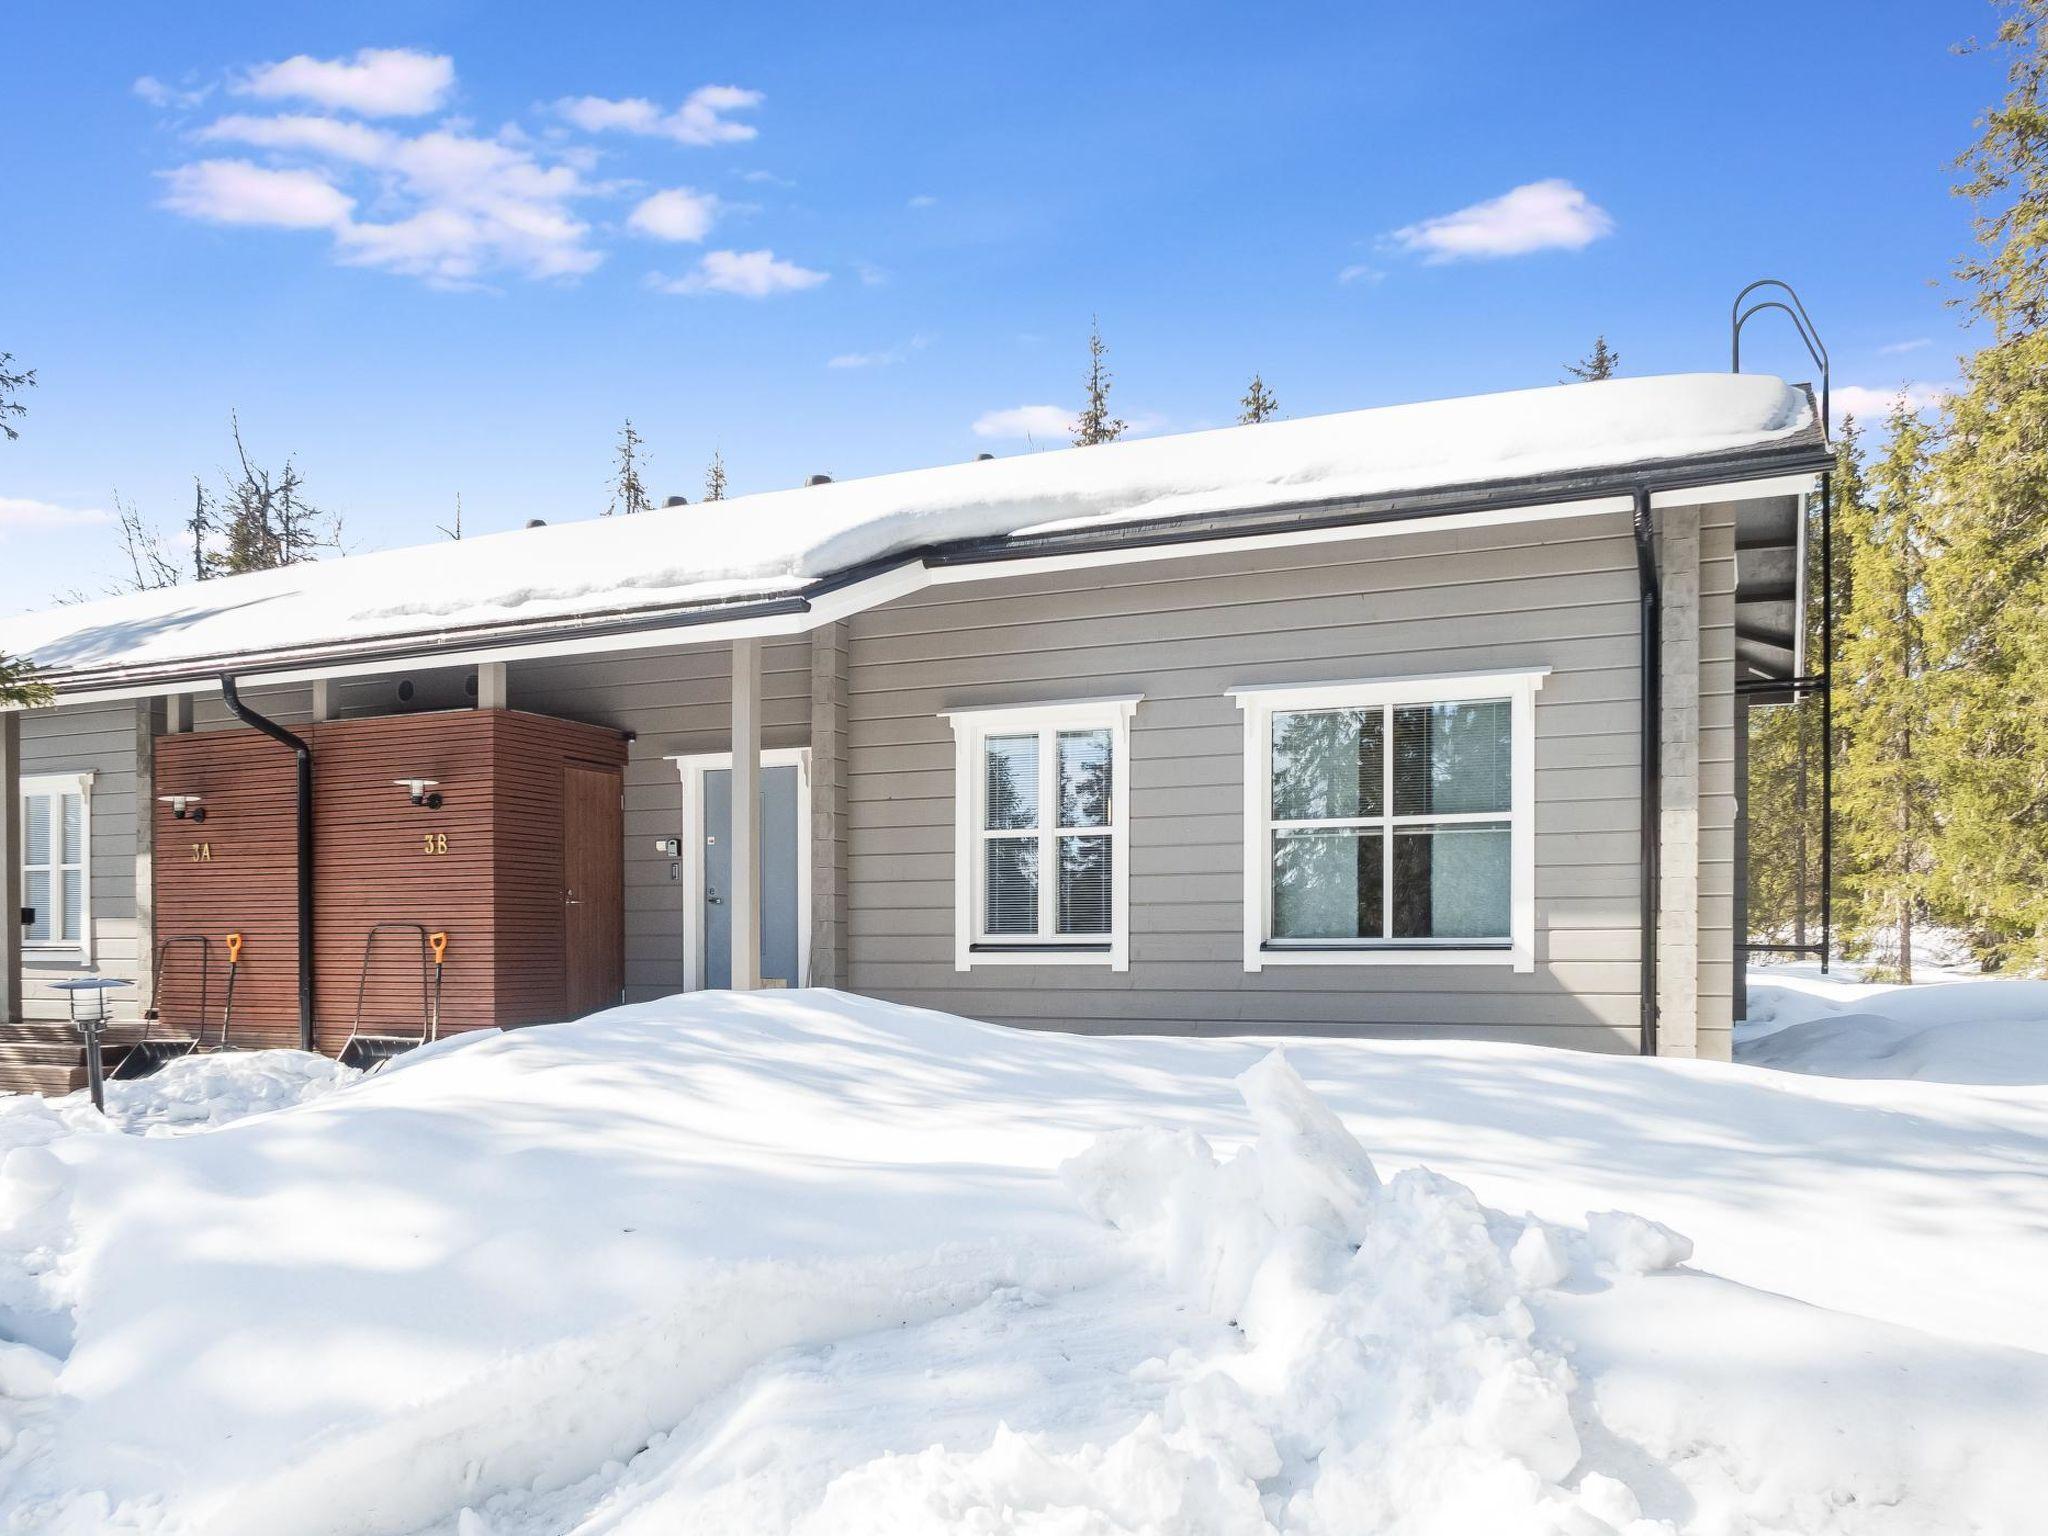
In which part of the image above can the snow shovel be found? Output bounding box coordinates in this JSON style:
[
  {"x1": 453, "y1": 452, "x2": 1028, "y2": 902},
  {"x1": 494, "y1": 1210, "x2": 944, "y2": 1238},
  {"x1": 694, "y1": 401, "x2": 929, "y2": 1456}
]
[
  {"x1": 113, "y1": 934, "x2": 211, "y2": 1079},
  {"x1": 339, "y1": 922, "x2": 436, "y2": 1070},
  {"x1": 207, "y1": 931, "x2": 243, "y2": 1053},
  {"x1": 427, "y1": 930, "x2": 448, "y2": 1043}
]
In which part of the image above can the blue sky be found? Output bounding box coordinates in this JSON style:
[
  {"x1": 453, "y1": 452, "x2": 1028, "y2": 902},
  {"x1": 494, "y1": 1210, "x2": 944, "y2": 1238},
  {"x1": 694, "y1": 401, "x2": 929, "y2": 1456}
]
[{"x1": 0, "y1": 1, "x2": 1996, "y2": 614}]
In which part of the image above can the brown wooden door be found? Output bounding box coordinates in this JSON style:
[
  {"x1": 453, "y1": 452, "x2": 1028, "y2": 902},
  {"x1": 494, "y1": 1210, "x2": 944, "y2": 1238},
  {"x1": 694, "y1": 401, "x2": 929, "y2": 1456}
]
[{"x1": 562, "y1": 764, "x2": 624, "y2": 1017}]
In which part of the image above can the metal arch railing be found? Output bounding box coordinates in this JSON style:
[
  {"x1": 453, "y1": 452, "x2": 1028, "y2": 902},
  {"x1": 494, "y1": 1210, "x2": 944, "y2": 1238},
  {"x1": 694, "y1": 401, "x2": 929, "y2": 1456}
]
[{"x1": 1731, "y1": 278, "x2": 1833, "y2": 974}]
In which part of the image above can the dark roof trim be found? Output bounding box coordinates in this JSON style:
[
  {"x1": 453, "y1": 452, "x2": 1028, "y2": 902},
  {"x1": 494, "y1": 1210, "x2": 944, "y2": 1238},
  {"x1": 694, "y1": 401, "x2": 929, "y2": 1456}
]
[{"x1": 34, "y1": 432, "x2": 1830, "y2": 696}]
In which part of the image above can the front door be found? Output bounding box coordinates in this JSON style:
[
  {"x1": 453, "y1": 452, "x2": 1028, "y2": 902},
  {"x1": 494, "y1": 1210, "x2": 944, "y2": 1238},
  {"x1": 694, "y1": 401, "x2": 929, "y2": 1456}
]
[
  {"x1": 702, "y1": 764, "x2": 800, "y2": 988},
  {"x1": 563, "y1": 763, "x2": 624, "y2": 1015}
]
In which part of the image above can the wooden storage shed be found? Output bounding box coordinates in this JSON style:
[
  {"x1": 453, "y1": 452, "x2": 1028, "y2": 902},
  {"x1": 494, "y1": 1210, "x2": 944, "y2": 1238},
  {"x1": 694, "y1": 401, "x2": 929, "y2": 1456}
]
[{"x1": 150, "y1": 709, "x2": 627, "y2": 1056}]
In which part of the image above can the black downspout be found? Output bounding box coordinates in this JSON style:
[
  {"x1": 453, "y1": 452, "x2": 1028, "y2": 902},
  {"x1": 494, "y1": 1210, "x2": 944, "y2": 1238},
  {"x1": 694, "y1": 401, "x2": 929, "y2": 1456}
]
[
  {"x1": 1632, "y1": 488, "x2": 1661, "y2": 1057},
  {"x1": 220, "y1": 676, "x2": 315, "y2": 1052}
]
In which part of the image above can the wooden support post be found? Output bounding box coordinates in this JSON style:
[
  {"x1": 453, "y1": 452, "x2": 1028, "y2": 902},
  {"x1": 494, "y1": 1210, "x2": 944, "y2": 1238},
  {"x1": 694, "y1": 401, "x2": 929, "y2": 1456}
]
[
  {"x1": 167, "y1": 692, "x2": 192, "y2": 734},
  {"x1": 134, "y1": 699, "x2": 159, "y2": 1021},
  {"x1": 0, "y1": 712, "x2": 19, "y2": 1023},
  {"x1": 476, "y1": 661, "x2": 508, "y2": 711},
  {"x1": 729, "y1": 638, "x2": 762, "y2": 991},
  {"x1": 309, "y1": 679, "x2": 334, "y2": 723}
]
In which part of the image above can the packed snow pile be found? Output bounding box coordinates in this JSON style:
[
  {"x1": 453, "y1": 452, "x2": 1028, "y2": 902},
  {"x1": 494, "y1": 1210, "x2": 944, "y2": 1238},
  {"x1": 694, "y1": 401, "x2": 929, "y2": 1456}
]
[
  {"x1": 0, "y1": 373, "x2": 1811, "y2": 680},
  {"x1": 1742, "y1": 972, "x2": 2048, "y2": 1085},
  {"x1": 1, "y1": 989, "x2": 2042, "y2": 1535},
  {"x1": 0, "y1": 1049, "x2": 357, "y2": 1150}
]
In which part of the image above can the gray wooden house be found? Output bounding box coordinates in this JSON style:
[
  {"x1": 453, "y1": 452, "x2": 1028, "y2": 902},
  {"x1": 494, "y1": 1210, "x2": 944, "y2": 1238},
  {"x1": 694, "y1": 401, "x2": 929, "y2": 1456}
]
[{"x1": 0, "y1": 373, "x2": 1828, "y2": 1092}]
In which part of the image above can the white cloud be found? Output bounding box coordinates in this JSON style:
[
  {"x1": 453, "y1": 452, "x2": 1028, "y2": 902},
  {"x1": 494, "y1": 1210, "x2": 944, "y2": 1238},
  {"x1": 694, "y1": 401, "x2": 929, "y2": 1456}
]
[
  {"x1": 159, "y1": 159, "x2": 355, "y2": 229},
  {"x1": 177, "y1": 116, "x2": 602, "y2": 284},
  {"x1": 1877, "y1": 337, "x2": 1932, "y2": 356},
  {"x1": 737, "y1": 168, "x2": 793, "y2": 187},
  {"x1": 654, "y1": 248, "x2": 827, "y2": 297},
  {"x1": 0, "y1": 497, "x2": 114, "y2": 530},
  {"x1": 235, "y1": 47, "x2": 455, "y2": 117},
  {"x1": 133, "y1": 75, "x2": 211, "y2": 110},
  {"x1": 558, "y1": 85, "x2": 762, "y2": 146},
  {"x1": 973, "y1": 404, "x2": 1074, "y2": 441},
  {"x1": 1832, "y1": 383, "x2": 1951, "y2": 421},
  {"x1": 907, "y1": 193, "x2": 937, "y2": 209},
  {"x1": 628, "y1": 188, "x2": 719, "y2": 242},
  {"x1": 1337, "y1": 263, "x2": 1383, "y2": 285},
  {"x1": 1389, "y1": 178, "x2": 1613, "y2": 262},
  {"x1": 827, "y1": 336, "x2": 928, "y2": 369}
]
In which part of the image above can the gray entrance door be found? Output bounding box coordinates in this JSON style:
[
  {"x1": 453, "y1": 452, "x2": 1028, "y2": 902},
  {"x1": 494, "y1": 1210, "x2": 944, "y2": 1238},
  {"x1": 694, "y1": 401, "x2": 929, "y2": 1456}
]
[{"x1": 703, "y1": 765, "x2": 801, "y2": 989}]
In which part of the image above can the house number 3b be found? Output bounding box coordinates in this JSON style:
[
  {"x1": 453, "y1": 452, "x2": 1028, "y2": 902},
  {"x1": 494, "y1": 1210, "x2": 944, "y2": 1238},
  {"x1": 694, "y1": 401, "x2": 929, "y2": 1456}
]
[{"x1": 421, "y1": 832, "x2": 449, "y2": 855}]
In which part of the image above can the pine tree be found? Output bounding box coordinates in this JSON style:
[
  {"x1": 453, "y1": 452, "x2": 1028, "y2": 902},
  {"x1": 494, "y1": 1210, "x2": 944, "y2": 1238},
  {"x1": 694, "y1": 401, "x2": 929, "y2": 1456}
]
[
  {"x1": 212, "y1": 413, "x2": 339, "y2": 575},
  {"x1": 1926, "y1": 0, "x2": 2048, "y2": 973},
  {"x1": 607, "y1": 419, "x2": 650, "y2": 515},
  {"x1": 1836, "y1": 400, "x2": 1938, "y2": 981},
  {"x1": 1239, "y1": 373, "x2": 1278, "y2": 424},
  {"x1": 704, "y1": 448, "x2": 727, "y2": 502},
  {"x1": 1072, "y1": 318, "x2": 1126, "y2": 446},
  {"x1": 0, "y1": 351, "x2": 33, "y2": 441},
  {"x1": 1563, "y1": 336, "x2": 1620, "y2": 382}
]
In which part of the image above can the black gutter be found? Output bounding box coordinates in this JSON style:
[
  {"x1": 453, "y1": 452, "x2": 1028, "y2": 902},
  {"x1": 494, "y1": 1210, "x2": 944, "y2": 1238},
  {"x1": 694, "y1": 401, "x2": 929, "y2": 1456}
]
[
  {"x1": 34, "y1": 437, "x2": 1831, "y2": 699},
  {"x1": 220, "y1": 676, "x2": 315, "y2": 1052},
  {"x1": 1631, "y1": 488, "x2": 1660, "y2": 1057}
]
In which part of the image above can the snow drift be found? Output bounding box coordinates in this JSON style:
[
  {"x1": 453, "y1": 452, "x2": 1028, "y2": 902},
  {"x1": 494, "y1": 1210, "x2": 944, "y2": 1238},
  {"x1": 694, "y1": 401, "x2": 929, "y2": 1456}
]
[{"x1": 1, "y1": 987, "x2": 2042, "y2": 1535}]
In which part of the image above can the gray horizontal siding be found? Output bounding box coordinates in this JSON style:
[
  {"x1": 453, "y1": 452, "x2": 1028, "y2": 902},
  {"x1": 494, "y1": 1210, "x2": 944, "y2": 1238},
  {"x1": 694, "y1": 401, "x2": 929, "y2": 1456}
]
[{"x1": 843, "y1": 512, "x2": 1653, "y2": 1048}]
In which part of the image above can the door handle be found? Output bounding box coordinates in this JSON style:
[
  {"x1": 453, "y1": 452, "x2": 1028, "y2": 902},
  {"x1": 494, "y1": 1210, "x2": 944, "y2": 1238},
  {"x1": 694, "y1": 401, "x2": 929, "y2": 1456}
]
[
  {"x1": 706, "y1": 894, "x2": 724, "y2": 906},
  {"x1": 564, "y1": 890, "x2": 580, "y2": 907}
]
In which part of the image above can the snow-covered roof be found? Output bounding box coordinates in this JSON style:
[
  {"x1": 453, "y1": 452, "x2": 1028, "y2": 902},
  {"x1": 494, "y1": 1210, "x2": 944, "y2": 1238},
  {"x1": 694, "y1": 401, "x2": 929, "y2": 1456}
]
[{"x1": 3, "y1": 373, "x2": 1819, "y2": 692}]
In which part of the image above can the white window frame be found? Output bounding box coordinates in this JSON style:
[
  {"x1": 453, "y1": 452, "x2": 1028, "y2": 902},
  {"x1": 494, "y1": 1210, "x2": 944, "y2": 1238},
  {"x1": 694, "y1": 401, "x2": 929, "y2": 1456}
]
[
  {"x1": 942, "y1": 695, "x2": 1139, "y2": 972},
  {"x1": 21, "y1": 770, "x2": 95, "y2": 964},
  {"x1": 1230, "y1": 668, "x2": 1546, "y2": 973},
  {"x1": 667, "y1": 748, "x2": 813, "y2": 992}
]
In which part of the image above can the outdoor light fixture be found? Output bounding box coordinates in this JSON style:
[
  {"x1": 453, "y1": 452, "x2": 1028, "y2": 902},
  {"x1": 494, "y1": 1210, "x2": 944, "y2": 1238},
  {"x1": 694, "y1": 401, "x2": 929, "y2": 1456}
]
[
  {"x1": 157, "y1": 794, "x2": 206, "y2": 822},
  {"x1": 395, "y1": 778, "x2": 444, "y2": 810}
]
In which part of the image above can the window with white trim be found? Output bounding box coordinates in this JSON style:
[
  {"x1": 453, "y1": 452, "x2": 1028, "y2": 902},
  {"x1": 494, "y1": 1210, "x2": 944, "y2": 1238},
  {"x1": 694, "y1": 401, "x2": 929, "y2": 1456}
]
[
  {"x1": 22, "y1": 772, "x2": 93, "y2": 960},
  {"x1": 1231, "y1": 670, "x2": 1545, "y2": 972},
  {"x1": 943, "y1": 697, "x2": 1138, "y2": 970}
]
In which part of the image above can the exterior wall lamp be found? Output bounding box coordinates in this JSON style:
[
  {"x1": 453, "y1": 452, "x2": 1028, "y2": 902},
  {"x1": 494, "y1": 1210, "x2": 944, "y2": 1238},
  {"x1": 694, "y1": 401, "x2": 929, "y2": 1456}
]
[
  {"x1": 157, "y1": 794, "x2": 206, "y2": 822},
  {"x1": 395, "y1": 778, "x2": 444, "y2": 809}
]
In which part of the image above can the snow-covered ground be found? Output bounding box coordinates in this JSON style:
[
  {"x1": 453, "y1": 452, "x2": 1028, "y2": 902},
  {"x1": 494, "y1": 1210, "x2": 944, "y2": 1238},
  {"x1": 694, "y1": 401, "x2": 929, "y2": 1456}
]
[{"x1": 1, "y1": 982, "x2": 2042, "y2": 1535}]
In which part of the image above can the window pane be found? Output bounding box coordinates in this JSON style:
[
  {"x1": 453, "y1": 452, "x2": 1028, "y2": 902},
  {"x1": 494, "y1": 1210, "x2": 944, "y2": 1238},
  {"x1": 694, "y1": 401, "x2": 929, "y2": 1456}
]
[
  {"x1": 62, "y1": 870, "x2": 82, "y2": 943},
  {"x1": 1058, "y1": 729, "x2": 1112, "y2": 828},
  {"x1": 1392, "y1": 823, "x2": 1511, "y2": 938},
  {"x1": 1272, "y1": 828, "x2": 1383, "y2": 940},
  {"x1": 1058, "y1": 834, "x2": 1112, "y2": 934},
  {"x1": 60, "y1": 793, "x2": 83, "y2": 865},
  {"x1": 24, "y1": 794, "x2": 50, "y2": 866},
  {"x1": 24, "y1": 870, "x2": 50, "y2": 942},
  {"x1": 1393, "y1": 700, "x2": 1511, "y2": 816},
  {"x1": 984, "y1": 735, "x2": 1039, "y2": 830},
  {"x1": 984, "y1": 836, "x2": 1039, "y2": 934},
  {"x1": 1272, "y1": 709, "x2": 1383, "y2": 820}
]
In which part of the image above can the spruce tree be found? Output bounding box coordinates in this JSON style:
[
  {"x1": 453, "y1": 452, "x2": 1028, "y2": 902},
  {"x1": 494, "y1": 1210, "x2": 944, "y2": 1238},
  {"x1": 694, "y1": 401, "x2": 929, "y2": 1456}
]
[
  {"x1": 1564, "y1": 336, "x2": 1620, "y2": 382},
  {"x1": 1927, "y1": 0, "x2": 2048, "y2": 972},
  {"x1": 704, "y1": 449, "x2": 727, "y2": 502},
  {"x1": 212, "y1": 414, "x2": 339, "y2": 575},
  {"x1": 608, "y1": 419, "x2": 651, "y2": 515},
  {"x1": 1072, "y1": 318, "x2": 1126, "y2": 446},
  {"x1": 0, "y1": 351, "x2": 33, "y2": 441},
  {"x1": 1239, "y1": 373, "x2": 1278, "y2": 424},
  {"x1": 1836, "y1": 400, "x2": 1937, "y2": 981}
]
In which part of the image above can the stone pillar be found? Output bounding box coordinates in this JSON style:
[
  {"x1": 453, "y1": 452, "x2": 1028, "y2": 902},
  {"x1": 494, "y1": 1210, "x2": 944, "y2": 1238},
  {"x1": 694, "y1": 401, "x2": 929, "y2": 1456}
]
[
  {"x1": 729, "y1": 638, "x2": 762, "y2": 991},
  {"x1": 1, "y1": 711, "x2": 19, "y2": 1024},
  {"x1": 1657, "y1": 507, "x2": 1702, "y2": 1057},
  {"x1": 807, "y1": 623, "x2": 850, "y2": 989}
]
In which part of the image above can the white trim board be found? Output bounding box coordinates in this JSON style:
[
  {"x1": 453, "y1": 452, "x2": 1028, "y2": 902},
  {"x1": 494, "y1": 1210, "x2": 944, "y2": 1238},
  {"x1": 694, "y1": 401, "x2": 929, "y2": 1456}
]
[{"x1": 667, "y1": 748, "x2": 812, "y2": 992}]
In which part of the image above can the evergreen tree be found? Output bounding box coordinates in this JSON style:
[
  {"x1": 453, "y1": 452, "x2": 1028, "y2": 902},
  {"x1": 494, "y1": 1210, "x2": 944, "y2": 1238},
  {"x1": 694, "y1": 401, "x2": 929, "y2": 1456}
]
[
  {"x1": 1563, "y1": 336, "x2": 1620, "y2": 382},
  {"x1": 0, "y1": 351, "x2": 32, "y2": 441},
  {"x1": 438, "y1": 493, "x2": 464, "y2": 541},
  {"x1": 704, "y1": 448, "x2": 727, "y2": 502},
  {"x1": 1836, "y1": 400, "x2": 1938, "y2": 981},
  {"x1": 1927, "y1": 0, "x2": 2048, "y2": 972},
  {"x1": 1072, "y1": 318, "x2": 1126, "y2": 446},
  {"x1": 607, "y1": 419, "x2": 650, "y2": 515},
  {"x1": 0, "y1": 653, "x2": 49, "y2": 707},
  {"x1": 212, "y1": 414, "x2": 339, "y2": 575},
  {"x1": 1239, "y1": 373, "x2": 1278, "y2": 424},
  {"x1": 187, "y1": 479, "x2": 212, "y2": 581}
]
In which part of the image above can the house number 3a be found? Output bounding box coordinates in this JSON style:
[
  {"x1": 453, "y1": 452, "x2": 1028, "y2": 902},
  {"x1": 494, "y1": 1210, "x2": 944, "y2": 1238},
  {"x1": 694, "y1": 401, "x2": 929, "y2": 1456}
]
[
  {"x1": 421, "y1": 832, "x2": 449, "y2": 855},
  {"x1": 190, "y1": 842, "x2": 211, "y2": 862}
]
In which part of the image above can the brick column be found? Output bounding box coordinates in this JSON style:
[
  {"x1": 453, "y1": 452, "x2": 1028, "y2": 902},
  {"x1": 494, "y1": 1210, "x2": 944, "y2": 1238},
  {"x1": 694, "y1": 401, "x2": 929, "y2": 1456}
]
[
  {"x1": 1656, "y1": 507, "x2": 1702, "y2": 1056},
  {"x1": 807, "y1": 623, "x2": 849, "y2": 989}
]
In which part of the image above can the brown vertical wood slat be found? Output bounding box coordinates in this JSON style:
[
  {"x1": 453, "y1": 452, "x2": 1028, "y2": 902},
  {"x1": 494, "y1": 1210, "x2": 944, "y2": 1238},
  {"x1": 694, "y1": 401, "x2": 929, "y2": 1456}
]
[
  {"x1": 151, "y1": 708, "x2": 627, "y2": 1056},
  {"x1": 561, "y1": 763, "x2": 625, "y2": 1016}
]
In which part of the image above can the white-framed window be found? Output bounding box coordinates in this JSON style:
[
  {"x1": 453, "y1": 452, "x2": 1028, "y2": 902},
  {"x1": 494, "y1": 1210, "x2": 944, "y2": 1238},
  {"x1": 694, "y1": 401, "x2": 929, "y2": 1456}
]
[
  {"x1": 942, "y1": 695, "x2": 1139, "y2": 971},
  {"x1": 1230, "y1": 669, "x2": 1546, "y2": 973},
  {"x1": 21, "y1": 771, "x2": 94, "y2": 962}
]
